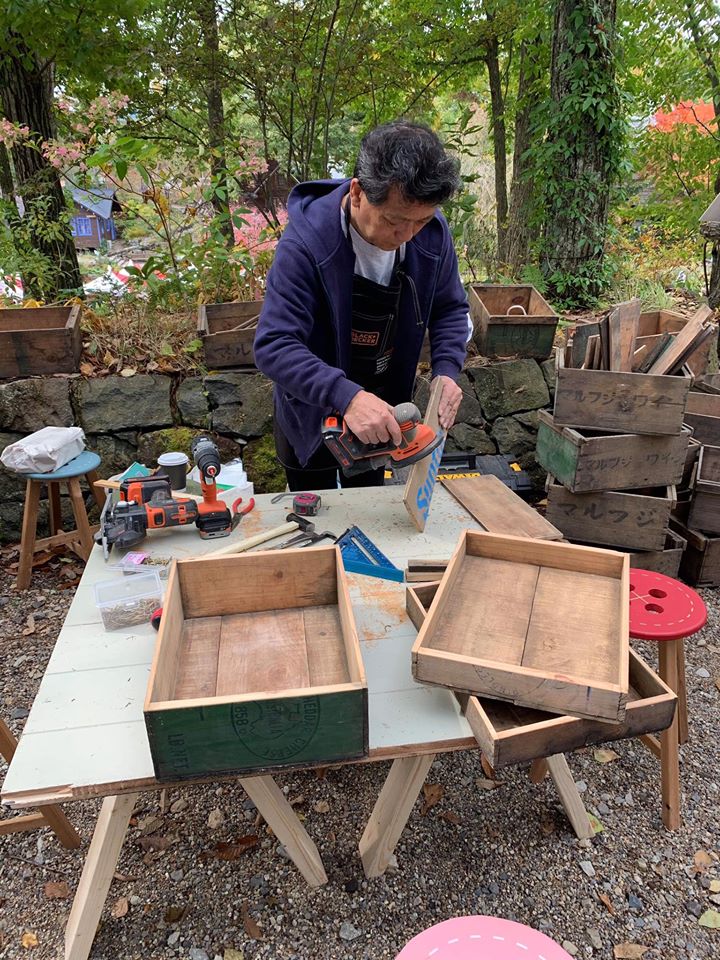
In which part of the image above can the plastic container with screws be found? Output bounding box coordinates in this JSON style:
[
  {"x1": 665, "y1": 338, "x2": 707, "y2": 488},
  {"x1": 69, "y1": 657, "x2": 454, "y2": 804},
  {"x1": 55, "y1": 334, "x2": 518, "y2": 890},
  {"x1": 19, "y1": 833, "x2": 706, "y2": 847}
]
[{"x1": 94, "y1": 570, "x2": 163, "y2": 631}]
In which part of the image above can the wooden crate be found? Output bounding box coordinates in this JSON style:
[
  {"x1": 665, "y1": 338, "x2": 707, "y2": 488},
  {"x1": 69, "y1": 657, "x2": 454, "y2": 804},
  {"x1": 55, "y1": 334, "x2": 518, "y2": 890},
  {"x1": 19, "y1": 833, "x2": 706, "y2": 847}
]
[
  {"x1": 536, "y1": 411, "x2": 690, "y2": 493},
  {"x1": 628, "y1": 529, "x2": 687, "y2": 578},
  {"x1": 545, "y1": 480, "x2": 676, "y2": 551},
  {"x1": 468, "y1": 284, "x2": 558, "y2": 360},
  {"x1": 406, "y1": 583, "x2": 675, "y2": 769},
  {"x1": 671, "y1": 518, "x2": 720, "y2": 587},
  {"x1": 688, "y1": 445, "x2": 720, "y2": 534},
  {"x1": 144, "y1": 546, "x2": 367, "y2": 781},
  {"x1": 411, "y1": 530, "x2": 630, "y2": 722},
  {"x1": 684, "y1": 392, "x2": 720, "y2": 447},
  {"x1": 553, "y1": 367, "x2": 691, "y2": 436},
  {"x1": 0, "y1": 305, "x2": 81, "y2": 379},
  {"x1": 197, "y1": 300, "x2": 263, "y2": 369}
]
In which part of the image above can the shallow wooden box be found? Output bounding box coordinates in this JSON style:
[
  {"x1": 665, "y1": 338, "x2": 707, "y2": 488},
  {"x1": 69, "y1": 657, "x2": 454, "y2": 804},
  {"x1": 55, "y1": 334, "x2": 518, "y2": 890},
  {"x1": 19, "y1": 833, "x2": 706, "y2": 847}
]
[
  {"x1": 671, "y1": 518, "x2": 720, "y2": 587},
  {"x1": 144, "y1": 546, "x2": 367, "y2": 781},
  {"x1": 411, "y1": 530, "x2": 630, "y2": 722},
  {"x1": 628, "y1": 529, "x2": 687, "y2": 578},
  {"x1": 407, "y1": 583, "x2": 675, "y2": 769},
  {"x1": 688, "y1": 445, "x2": 720, "y2": 535},
  {"x1": 545, "y1": 479, "x2": 676, "y2": 551},
  {"x1": 0, "y1": 305, "x2": 81, "y2": 379},
  {"x1": 553, "y1": 367, "x2": 691, "y2": 436},
  {"x1": 197, "y1": 300, "x2": 263, "y2": 369},
  {"x1": 683, "y1": 392, "x2": 720, "y2": 447},
  {"x1": 468, "y1": 284, "x2": 558, "y2": 360},
  {"x1": 536, "y1": 410, "x2": 690, "y2": 493}
]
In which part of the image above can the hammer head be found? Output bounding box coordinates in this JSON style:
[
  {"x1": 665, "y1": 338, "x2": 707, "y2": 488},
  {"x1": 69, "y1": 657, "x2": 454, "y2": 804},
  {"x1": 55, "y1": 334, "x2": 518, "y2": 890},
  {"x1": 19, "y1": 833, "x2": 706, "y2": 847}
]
[{"x1": 285, "y1": 512, "x2": 315, "y2": 533}]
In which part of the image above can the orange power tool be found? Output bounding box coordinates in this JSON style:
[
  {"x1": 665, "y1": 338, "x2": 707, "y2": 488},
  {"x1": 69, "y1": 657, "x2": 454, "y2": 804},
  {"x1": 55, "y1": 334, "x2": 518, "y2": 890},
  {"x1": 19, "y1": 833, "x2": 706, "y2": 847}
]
[{"x1": 321, "y1": 401, "x2": 444, "y2": 476}]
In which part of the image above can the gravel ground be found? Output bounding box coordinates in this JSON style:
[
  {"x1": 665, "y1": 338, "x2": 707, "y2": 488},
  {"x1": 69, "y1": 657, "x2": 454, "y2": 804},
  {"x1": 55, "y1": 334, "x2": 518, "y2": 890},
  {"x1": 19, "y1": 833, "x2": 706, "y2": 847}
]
[{"x1": 1, "y1": 548, "x2": 719, "y2": 960}]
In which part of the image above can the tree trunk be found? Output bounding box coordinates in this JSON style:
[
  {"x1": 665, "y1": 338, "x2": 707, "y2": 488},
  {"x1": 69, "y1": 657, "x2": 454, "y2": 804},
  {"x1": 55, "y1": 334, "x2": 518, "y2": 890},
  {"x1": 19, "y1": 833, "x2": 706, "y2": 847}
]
[
  {"x1": 505, "y1": 36, "x2": 543, "y2": 272},
  {"x1": 485, "y1": 35, "x2": 508, "y2": 263},
  {"x1": 197, "y1": 0, "x2": 234, "y2": 248},
  {"x1": 0, "y1": 35, "x2": 83, "y2": 299},
  {"x1": 0, "y1": 143, "x2": 16, "y2": 207},
  {"x1": 540, "y1": 0, "x2": 620, "y2": 304}
]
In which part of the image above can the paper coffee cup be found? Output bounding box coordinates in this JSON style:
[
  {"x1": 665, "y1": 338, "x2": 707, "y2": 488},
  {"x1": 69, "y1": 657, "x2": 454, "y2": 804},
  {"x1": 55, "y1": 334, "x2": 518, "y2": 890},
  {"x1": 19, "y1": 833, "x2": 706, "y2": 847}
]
[{"x1": 158, "y1": 451, "x2": 189, "y2": 490}]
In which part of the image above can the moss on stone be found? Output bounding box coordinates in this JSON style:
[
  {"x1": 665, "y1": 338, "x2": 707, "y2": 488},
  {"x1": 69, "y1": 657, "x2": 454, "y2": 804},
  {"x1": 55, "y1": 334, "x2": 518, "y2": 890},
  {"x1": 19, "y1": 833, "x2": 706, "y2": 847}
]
[{"x1": 243, "y1": 432, "x2": 286, "y2": 494}]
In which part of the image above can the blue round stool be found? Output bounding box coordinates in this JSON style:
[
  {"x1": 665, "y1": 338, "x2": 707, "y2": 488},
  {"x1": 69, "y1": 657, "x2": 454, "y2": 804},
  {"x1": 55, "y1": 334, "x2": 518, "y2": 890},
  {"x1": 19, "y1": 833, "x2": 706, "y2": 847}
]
[{"x1": 16, "y1": 450, "x2": 104, "y2": 590}]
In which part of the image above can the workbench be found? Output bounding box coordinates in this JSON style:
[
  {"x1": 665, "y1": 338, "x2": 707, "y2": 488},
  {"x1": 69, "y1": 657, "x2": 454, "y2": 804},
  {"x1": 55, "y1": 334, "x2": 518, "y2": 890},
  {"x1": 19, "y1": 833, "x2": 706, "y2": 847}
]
[{"x1": 1, "y1": 485, "x2": 593, "y2": 960}]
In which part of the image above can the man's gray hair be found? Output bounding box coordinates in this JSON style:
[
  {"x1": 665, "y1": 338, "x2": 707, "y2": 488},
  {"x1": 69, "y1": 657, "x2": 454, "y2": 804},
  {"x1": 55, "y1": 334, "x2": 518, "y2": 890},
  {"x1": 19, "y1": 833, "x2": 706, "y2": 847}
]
[{"x1": 354, "y1": 120, "x2": 461, "y2": 206}]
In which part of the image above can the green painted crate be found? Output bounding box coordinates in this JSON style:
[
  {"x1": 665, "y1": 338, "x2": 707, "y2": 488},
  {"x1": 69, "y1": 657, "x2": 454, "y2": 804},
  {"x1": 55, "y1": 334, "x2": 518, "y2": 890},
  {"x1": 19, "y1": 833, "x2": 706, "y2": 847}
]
[
  {"x1": 468, "y1": 284, "x2": 559, "y2": 360},
  {"x1": 144, "y1": 546, "x2": 368, "y2": 781}
]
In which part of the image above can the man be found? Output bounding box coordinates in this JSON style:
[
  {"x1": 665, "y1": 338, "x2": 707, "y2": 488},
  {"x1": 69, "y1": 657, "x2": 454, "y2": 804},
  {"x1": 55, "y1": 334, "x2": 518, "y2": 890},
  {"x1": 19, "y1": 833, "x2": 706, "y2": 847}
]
[{"x1": 254, "y1": 120, "x2": 470, "y2": 491}]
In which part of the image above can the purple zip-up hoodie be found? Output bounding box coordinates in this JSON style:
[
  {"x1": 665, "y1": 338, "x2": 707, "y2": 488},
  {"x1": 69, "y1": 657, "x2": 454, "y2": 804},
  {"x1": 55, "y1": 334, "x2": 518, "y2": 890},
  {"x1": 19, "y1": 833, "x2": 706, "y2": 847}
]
[{"x1": 254, "y1": 178, "x2": 469, "y2": 466}]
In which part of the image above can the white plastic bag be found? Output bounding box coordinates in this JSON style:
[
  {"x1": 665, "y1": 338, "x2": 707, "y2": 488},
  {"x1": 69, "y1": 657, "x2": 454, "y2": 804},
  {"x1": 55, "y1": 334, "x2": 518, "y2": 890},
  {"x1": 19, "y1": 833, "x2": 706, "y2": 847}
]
[{"x1": 0, "y1": 426, "x2": 86, "y2": 473}]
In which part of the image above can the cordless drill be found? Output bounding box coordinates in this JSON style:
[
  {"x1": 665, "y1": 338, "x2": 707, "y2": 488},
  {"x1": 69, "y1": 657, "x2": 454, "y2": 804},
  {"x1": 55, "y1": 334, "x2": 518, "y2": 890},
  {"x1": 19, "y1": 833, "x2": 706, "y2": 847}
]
[{"x1": 190, "y1": 436, "x2": 233, "y2": 539}]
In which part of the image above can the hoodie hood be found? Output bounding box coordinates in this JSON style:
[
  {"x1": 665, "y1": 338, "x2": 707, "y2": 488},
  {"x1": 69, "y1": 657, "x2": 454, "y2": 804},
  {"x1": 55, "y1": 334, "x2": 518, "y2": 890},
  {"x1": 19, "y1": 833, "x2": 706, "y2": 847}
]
[{"x1": 286, "y1": 178, "x2": 351, "y2": 264}]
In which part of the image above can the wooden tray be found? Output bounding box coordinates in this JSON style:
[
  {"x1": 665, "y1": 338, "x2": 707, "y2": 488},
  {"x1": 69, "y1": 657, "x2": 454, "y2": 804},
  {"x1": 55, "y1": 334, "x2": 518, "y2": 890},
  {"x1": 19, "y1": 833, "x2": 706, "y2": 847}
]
[
  {"x1": 0, "y1": 305, "x2": 81, "y2": 378},
  {"x1": 468, "y1": 284, "x2": 558, "y2": 359},
  {"x1": 411, "y1": 531, "x2": 629, "y2": 722},
  {"x1": 145, "y1": 546, "x2": 367, "y2": 781},
  {"x1": 407, "y1": 583, "x2": 675, "y2": 768},
  {"x1": 545, "y1": 480, "x2": 676, "y2": 551},
  {"x1": 197, "y1": 300, "x2": 263, "y2": 369},
  {"x1": 553, "y1": 367, "x2": 691, "y2": 436},
  {"x1": 536, "y1": 410, "x2": 690, "y2": 493}
]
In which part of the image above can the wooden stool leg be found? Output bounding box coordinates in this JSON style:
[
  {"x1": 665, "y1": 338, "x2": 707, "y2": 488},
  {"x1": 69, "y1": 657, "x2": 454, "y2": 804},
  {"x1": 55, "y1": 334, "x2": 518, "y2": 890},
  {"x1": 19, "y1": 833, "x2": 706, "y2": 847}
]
[
  {"x1": 659, "y1": 640, "x2": 681, "y2": 830},
  {"x1": 65, "y1": 793, "x2": 137, "y2": 960},
  {"x1": 16, "y1": 479, "x2": 41, "y2": 590},
  {"x1": 359, "y1": 753, "x2": 435, "y2": 878},
  {"x1": 676, "y1": 637, "x2": 689, "y2": 745},
  {"x1": 85, "y1": 470, "x2": 106, "y2": 511},
  {"x1": 67, "y1": 478, "x2": 94, "y2": 561},
  {"x1": 48, "y1": 482, "x2": 63, "y2": 535}
]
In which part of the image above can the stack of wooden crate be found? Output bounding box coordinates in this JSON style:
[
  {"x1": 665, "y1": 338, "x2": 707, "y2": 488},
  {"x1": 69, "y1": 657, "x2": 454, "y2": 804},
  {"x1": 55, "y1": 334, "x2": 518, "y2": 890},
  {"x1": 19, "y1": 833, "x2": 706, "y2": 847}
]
[
  {"x1": 670, "y1": 388, "x2": 720, "y2": 586},
  {"x1": 536, "y1": 299, "x2": 715, "y2": 577}
]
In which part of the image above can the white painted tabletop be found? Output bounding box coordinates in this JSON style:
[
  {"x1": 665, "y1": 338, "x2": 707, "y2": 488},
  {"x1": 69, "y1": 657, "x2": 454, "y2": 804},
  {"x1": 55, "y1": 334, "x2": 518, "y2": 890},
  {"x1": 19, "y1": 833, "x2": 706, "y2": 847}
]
[{"x1": 2, "y1": 485, "x2": 481, "y2": 808}]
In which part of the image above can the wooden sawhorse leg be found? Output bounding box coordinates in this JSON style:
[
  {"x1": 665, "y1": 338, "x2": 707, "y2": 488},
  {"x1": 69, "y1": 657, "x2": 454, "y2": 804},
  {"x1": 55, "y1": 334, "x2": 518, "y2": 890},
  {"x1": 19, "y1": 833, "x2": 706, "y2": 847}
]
[
  {"x1": 65, "y1": 793, "x2": 138, "y2": 960},
  {"x1": 241, "y1": 775, "x2": 327, "y2": 887},
  {"x1": 543, "y1": 754, "x2": 594, "y2": 839},
  {"x1": 359, "y1": 753, "x2": 436, "y2": 878},
  {"x1": 0, "y1": 720, "x2": 81, "y2": 848}
]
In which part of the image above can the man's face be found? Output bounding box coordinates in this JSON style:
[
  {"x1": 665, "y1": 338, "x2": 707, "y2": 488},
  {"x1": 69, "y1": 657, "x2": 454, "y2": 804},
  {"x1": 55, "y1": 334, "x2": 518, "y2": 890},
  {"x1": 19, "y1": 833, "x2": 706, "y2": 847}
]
[{"x1": 348, "y1": 179, "x2": 437, "y2": 251}]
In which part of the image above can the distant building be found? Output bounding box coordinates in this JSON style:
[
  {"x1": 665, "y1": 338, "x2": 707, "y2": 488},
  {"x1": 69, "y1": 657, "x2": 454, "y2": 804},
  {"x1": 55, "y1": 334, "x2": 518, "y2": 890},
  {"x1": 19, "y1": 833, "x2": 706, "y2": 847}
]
[{"x1": 69, "y1": 186, "x2": 120, "y2": 249}]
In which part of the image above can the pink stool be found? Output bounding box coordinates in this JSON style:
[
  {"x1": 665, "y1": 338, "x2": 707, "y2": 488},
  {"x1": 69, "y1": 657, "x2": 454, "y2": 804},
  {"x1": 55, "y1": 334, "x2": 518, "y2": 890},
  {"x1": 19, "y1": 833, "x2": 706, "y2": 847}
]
[
  {"x1": 396, "y1": 916, "x2": 575, "y2": 960},
  {"x1": 629, "y1": 568, "x2": 707, "y2": 830}
]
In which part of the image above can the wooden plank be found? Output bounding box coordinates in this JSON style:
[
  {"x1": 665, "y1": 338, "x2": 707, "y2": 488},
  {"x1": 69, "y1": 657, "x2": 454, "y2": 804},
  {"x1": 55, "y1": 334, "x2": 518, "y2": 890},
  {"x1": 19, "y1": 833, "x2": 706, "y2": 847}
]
[
  {"x1": 303, "y1": 606, "x2": 350, "y2": 686},
  {"x1": 359, "y1": 753, "x2": 435, "y2": 877},
  {"x1": 403, "y1": 378, "x2": 445, "y2": 532},
  {"x1": 423, "y1": 554, "x2": 539, "y2": 662},
  {"x1": 554, "y1": 367, "x2": 690, "y2": 435},
  {"x1": 522, "y1": 567, "x2": 623, "y2": 685},
  {"x1": 144, "y1": 561, "x2": 185, "y2": 706},
  {"x1": 215, "y1": 609, "x2": 310, "y2": 696},
  {"x1": 545, "y1": 754, "x2": 594, "y2": 838},
  {"x1": 607, "y1": 299, "x2": 641, "y2": 371},
  {"x1": 628, "y1": 529, "x2": 686, "y2": 578},
  {"x1": 177, "y1": 547, "x2": 338, "y2": 618},
  {"x1": 545, "y1": 482, "x2": 673, "y2": 551},
  {"x1": 570, "y1": 321, "x2": 601, "y2": 368},
  {"x1": 173, "y1": 617, "x2": 222, "y2": 700},
  {"x1": 240, "y1": 775, "x2": 327, "y2": 886},
  {"x1": 464, "y1": 529, "x2": 625, "y2": 578},
  {"x1": 647, "y1": 312, "x2": 707, "y2": 375},
  {"x1": 65, "y1": 793, "x2": 138, "y2": 960},
  {"x1": 439, "y1": 474, "x2": 563, "y2": 541}
]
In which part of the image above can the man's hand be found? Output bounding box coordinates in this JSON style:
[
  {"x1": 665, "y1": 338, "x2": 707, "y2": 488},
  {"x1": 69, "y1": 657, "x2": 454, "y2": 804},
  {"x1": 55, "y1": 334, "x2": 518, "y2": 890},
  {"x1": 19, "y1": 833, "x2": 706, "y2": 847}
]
[
  {"x1": 434, "y1": 375, "x2": 462, "y2": 431},
  {"x1": 344, "y1": 390, "x2": 403, "y2": 446}
]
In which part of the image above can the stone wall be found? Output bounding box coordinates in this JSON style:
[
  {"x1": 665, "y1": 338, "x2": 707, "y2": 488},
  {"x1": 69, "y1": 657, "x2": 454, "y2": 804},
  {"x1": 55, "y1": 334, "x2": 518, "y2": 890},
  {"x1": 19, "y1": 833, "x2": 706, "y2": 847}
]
[{"x1": 0, "y1": 358, "x2": 555, "y2": 542}]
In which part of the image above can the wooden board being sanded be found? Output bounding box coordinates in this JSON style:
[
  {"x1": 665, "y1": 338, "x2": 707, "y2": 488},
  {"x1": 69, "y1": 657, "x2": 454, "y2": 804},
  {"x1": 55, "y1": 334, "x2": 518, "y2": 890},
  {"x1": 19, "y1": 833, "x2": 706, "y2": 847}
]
[{"x1": 403, "y1": 378, "x2": 446, "y2": 531}]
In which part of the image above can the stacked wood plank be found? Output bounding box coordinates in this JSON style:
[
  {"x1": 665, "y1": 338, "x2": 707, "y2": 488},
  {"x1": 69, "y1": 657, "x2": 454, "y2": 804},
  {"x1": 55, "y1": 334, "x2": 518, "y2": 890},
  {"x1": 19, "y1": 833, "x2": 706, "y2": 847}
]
[{"x1": 538, "y1": 299, "x2": 716, "y2": 577}]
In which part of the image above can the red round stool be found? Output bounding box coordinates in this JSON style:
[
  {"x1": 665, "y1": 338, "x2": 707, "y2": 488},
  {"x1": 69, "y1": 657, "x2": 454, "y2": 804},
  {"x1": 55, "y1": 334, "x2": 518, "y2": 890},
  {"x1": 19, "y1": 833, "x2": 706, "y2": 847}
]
[
  {"x1": 396, "y1": 916, "x2": 575, "y2": 960},
  {"x1": 629, "y1": 568, "x2": 707, "y2": 830}
]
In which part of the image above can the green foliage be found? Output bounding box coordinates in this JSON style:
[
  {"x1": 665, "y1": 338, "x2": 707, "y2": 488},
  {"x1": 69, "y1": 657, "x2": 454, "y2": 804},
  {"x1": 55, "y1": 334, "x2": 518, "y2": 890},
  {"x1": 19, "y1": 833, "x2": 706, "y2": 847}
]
[
  {"x1": 0, "y1": 195, "x2": 77, "y2": 301},
  {"x1": 242, "y1": 433, "x2": 285, "y2": 495}
]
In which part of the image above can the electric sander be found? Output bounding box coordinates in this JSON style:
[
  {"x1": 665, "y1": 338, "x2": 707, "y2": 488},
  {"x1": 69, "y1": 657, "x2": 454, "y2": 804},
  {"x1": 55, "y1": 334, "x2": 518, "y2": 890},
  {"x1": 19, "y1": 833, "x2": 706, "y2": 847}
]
[{"x1": 321, "y1": 401, "x2": 444, "y2": 477}]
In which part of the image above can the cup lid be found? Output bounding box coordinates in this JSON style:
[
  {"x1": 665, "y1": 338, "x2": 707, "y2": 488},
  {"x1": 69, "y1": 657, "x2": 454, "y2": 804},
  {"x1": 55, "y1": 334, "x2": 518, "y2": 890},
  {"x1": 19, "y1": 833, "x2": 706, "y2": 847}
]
[{"x1": 158, "y1": 451, "x2": 189, "y2": 465}]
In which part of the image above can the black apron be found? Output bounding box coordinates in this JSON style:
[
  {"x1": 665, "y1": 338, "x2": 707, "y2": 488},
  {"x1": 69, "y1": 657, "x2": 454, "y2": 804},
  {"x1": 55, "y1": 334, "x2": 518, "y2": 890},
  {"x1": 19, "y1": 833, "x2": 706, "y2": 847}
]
[{"x1": 345, "y1": 200, "x2": 403, "y2": 398}]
